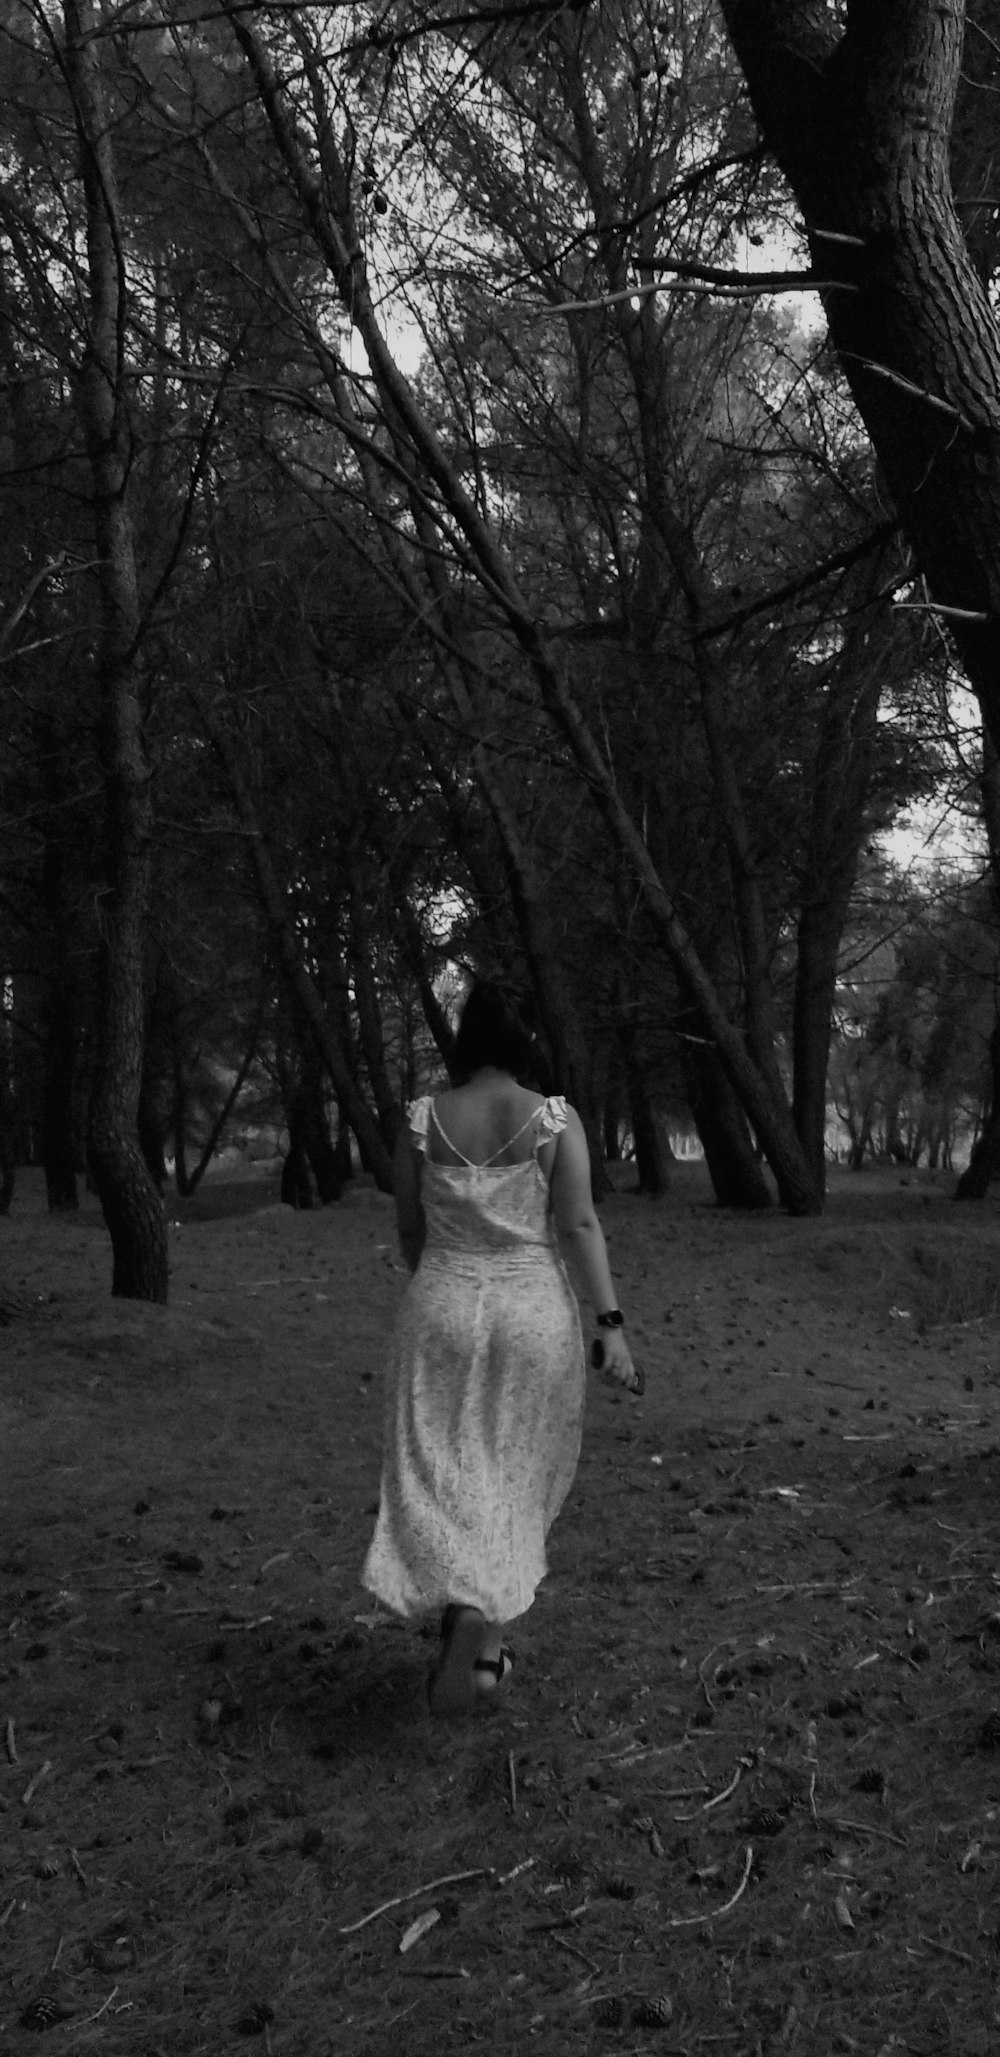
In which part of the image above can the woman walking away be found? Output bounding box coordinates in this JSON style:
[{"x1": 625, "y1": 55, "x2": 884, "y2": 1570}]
[{"x1": 362, "y1": 981, "x2": 640, "y2": 1717}]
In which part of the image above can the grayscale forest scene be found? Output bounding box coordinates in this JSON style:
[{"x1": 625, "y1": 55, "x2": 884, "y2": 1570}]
[{"x1": 3, "y1": 2, "x2": 1000, "y2": 2051}]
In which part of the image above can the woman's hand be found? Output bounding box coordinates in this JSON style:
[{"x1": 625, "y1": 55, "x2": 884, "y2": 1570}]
[{"x1": 592, "y1": 1332, "x2": 644, "y2": 1397}]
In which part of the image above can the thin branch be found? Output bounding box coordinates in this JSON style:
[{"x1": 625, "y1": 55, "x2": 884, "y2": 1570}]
[
  {"x1": 537, "y1": 264, "x2": 858, "y2": 316},
  {"x1": 845, "y1": 354, "x2": 976, "y2": 430},
  {"x1": 893, "y1": 600, "x2": 990, "y2": 623},
  {"x1": 695, "y1": 520, "x2": 900, "y2": 642},
  {"x1": 338, "y1": 1868, "x2": 493, "y2": 1935}
]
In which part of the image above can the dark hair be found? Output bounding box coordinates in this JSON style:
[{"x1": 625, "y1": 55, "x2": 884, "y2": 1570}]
[{"x1": 451, "y1": 981, "x2": 534, "y2": 1081}]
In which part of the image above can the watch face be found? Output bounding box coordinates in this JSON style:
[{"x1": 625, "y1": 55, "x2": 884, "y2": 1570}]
[{"x1": 599, "y1": 1311, "x2": 624, "y2": 1328}]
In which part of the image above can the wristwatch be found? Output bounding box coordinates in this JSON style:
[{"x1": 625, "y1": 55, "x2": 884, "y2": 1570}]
[{"x1": 596, "y1": 1309, "x2": 625, "y2": 1329}]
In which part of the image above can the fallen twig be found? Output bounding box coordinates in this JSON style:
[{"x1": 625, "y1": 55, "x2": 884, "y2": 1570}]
[
  {"x1": 919, "y1": 1932, "x2": 973, "y2": 1966},
  {"x1": 527, "y1": 1900, "x2": 588, "y2": 1933},
  {"x1": 667, "y1": 1844, "x2": 754, "y2": 1928},
  {"x1": 584, "y1": 1739, "x2": 690, "y2": 1765},
  {"x1": 22, "y1": 1760, "x2": 52, "y2": 1807},
  {"x1": 402, "y1": 1966, "x2": 471, "y2": 1979},
  {"x1": 79, "y1": 1985, "x2": 119, "y2": 2025},
  {"x1": 550, "y1": 1931, "x2": 602, "y2": 1975},
  {"x1": 506, "y1": 1751, "x2": 518, "y2": 1813},
  {"x1": 697, "y1": 1640, "x2": 735, "y2": 1710},
  {"x1": 496, "y1": 1857, "x2": 536, "y2": 1887},
  {"x1": 338, "y1": 1868, "x2": 492, "y2": 1935},
  {"x1": 4, "y1": 1717, "x2": 17, "y2": 1763},
  {"x1": 816, "y1": 1814, "x2": 908, "y2": 1848},
  {"x1": 704, "y1": 1752, "x2": 758, "y2": 1815},
  {"x1": 0, "y1": 1898, "x2": 17, "y2": 1928}
]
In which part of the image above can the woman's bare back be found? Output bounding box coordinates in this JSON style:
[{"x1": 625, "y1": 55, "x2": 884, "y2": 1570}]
[{"x1": 428, "y1": 1079, "x2": 554, "y2": 1170}]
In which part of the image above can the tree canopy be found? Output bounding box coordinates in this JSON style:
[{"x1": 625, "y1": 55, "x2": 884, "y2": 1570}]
[{"x1": 2, "y1": 0, "x2": 998, "y2": 1294}]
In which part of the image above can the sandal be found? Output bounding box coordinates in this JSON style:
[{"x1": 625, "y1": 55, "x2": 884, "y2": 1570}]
[
  {"x1": 427, "y1": 1604, "x2": 485, "y2": 1717},
  {"x1": 472, "y1": 1647, "x2": 514, "y2": 1695}
]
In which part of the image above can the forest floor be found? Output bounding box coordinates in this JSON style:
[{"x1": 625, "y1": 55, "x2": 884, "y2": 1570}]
[{"x1": 2, "y1": 1160, "x2": 1000, "y2": 2057}]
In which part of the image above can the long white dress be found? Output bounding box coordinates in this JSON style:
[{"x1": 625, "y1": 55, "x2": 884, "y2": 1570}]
[{"x1": 362, "y1": 1094, "x2": 585, "y2": 1623}]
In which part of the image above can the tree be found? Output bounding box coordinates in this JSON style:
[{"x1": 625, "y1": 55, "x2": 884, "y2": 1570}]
[
  {"x1": 717, "y1": 3, "x2": 1000, "y2": 754},
  {"x1": 61, "y1": 0, "x2": 168, "y2": 1299}
]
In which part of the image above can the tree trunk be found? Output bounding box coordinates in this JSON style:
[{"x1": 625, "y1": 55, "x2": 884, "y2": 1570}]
[
  {"x1": 43, "y1": 970, "x2": 80, "y2": 1212},
  {"x1": 198, "y1": 700, "x2": 394, "y2": 1190},
  {"x1": 717, "y1": 2, "x2": 1000, "y2": 752},
  {"x1": 792, "y1": 599, "x2": 888, "y2": 1185},
  {"x1": 65, "y1": 0, "x2": 167, "y2": 1301},
  {"x1": 676, "y1": 1001, "x2": 773, "y2": 1210},
  {"x1": 617, "y1": 991, "x2": 669, "y2": 1196},
  {"x1": 173, "y1": 1019, "x2": 261, "y2": 1199},
  {"x1": 346, "y1": 865, "x2": 402, "y2": 1152},
  {"x1": 955, "y1": 1014, "x2": 1000, "y2": 1198},
  {"x1": 954, "y1": 724, "x2": 1000, "y2": 1197},
  {"x1": 0, "y1": 1065, "x2": 15, "y2": 1216}
]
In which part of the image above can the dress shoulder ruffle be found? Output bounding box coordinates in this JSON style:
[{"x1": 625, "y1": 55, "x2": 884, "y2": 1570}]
[
  {"x1": 406, "y1": 1095, "x2": 433, "y2": 1156},
  {"x1": 537, "y1": 1094, "x2": 570, "y2": 1142}
]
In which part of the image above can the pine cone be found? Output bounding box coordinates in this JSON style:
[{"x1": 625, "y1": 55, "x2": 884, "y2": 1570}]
[
  {"x1": 604, "y1": 1872, "x2": 636, "y2": 1900},
  {"x1": 746, "y1": 1806, "x2": 785, "y2": 1836},
  {"x1": 633, "y1": 1993, "x2": 675, "y2": 2026},
  {"x1": 854, "y1": 1765, "x2": 886, "y2": 1794},
  {"x1": 20, "y1": 1995, "x2": 74, "y2": 2031}
]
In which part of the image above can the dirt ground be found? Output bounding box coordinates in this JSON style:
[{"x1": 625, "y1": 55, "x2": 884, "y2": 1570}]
[{"x1": 2, "y1": 1159, "x2": 1000, "y2": 2056}]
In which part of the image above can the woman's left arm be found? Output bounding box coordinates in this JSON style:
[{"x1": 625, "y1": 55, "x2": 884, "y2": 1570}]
[{"x1": 394, "y1": 1125, "x2": 425, "y2": 1273}]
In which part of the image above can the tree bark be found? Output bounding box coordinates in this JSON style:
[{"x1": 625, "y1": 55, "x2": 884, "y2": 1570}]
[
  {"x1": 65, "y1": 0, "x2": 168, "y2": 1301},
  {"x1": 0, "y1": 1065, "x2": 15, "y2": 1216},
  {"x1": 717, "y1": 2, "x2": 1000, "y2": 752},
  {"x1": 677, "y1": 1012, "x2": 774, "y2": 1211},
  {"x1": 955, "y1": 725, "x2": 1000, "y2": 1197}
]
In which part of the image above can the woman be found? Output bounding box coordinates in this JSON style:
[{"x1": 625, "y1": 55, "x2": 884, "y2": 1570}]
[{"x1": 362, "y1": 982, "x2": 640, "y2": 1716}]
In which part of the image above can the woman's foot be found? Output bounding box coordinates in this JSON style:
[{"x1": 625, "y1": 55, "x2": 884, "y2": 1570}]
[{"x1": 427, "y1": 1605, "x2": 485, "y2": 1717}]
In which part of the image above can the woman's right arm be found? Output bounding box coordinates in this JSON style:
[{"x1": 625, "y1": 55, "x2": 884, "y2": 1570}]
[
  {"x1": 550, "y1": 1108, "x2": 639, "y2": 1391},
  {"x1": 393, "y1": 1126, "x2": 425, "y2": 1273}
]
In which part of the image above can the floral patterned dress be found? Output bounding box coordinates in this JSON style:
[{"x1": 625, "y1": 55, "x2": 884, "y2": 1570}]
[{"x1": 362, "y1": 1094, "x2": 585, "y2": 1623}]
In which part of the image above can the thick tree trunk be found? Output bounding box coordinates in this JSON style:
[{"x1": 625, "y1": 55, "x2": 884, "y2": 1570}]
[
  {"x1": 43, "y1": 971, "x2": 80, "y2": 1212},
  {"x1": 954, "y1": 1019, "x2": 1000, "y2": 1197},
  {"x1": 66, "y1": 0, "x2": 167, "y2": 1301},
  {"x1": 39, "y1": 743, "x2": 84, "y2": 1213},
  {"x1": 0, "y1": 1066, "x2": 15, "y2": 1216},
  {"x1": 680, "y1": 1031, "x2": 774, "y2": 1211},
  {"x1": 955, "y1": 725, "x2": 1000, "y2": 1197},
  {"x1": 718, "y1": 2, "x2": 1000, "y2": 750}
]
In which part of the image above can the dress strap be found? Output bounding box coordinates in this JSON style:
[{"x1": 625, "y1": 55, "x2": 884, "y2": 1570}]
[
  {"x1": 429, "y1": 1100, "x2": 478, "y2": 1167},
  {"x1": 480, "y1": 1104, "x2": 547, "y2": 1166}
]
